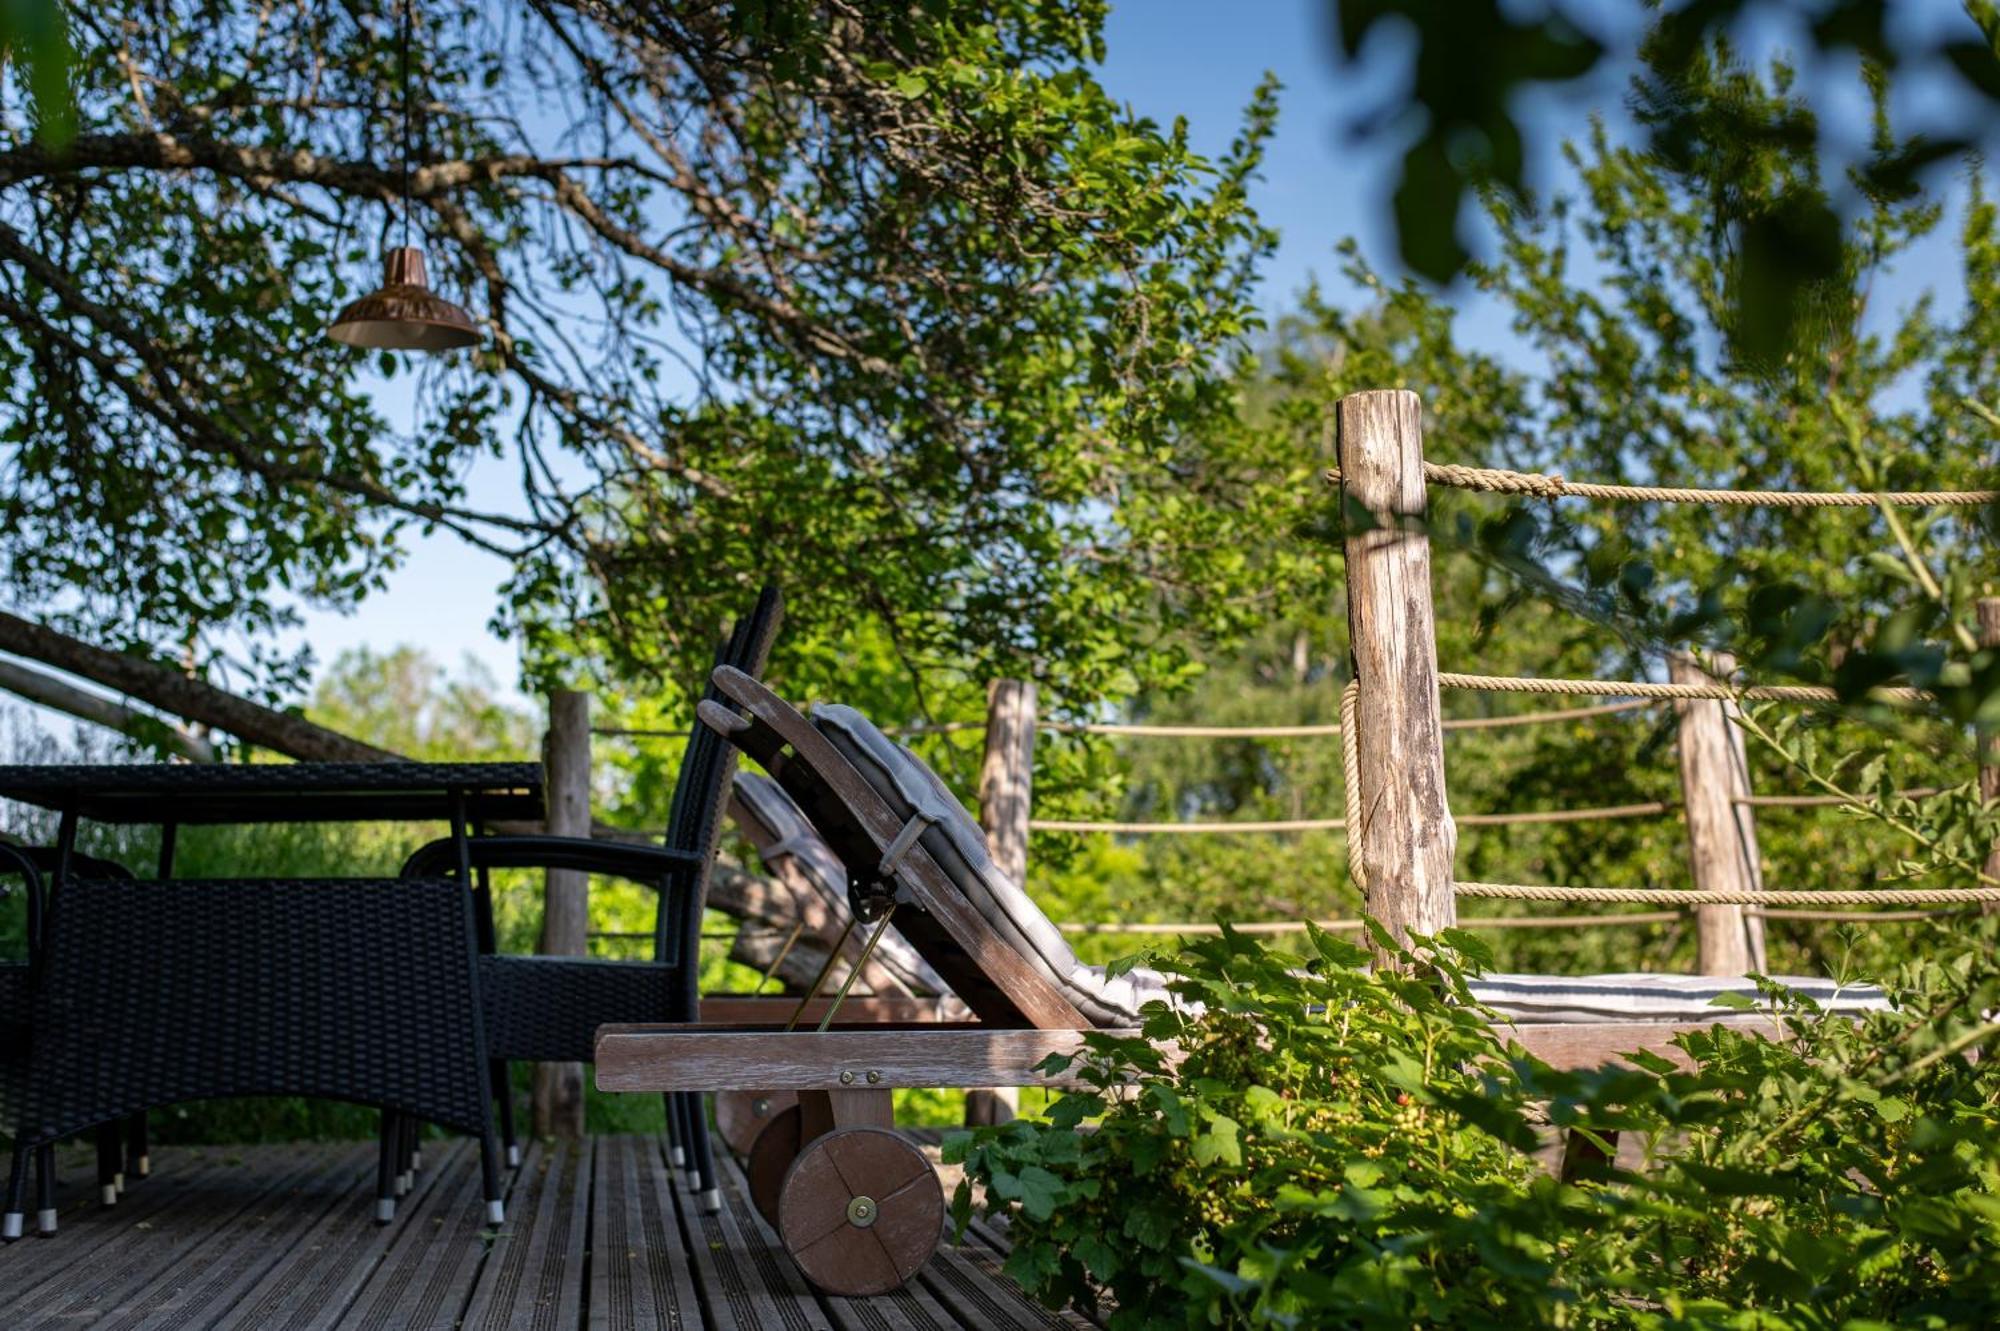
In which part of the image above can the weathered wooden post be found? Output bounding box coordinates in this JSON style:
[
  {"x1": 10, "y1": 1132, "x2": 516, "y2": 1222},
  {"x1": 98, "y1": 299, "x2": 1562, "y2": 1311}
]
[
  {"x1": 1670, "y1": 653, "x2": 1760, "y2": 974},
  {"x1": 1980, "y1": 599, "x2": 2000, "y2": 916},
  {"x1": 968, "y1": 678, "x2": 1036, "y2": 1125},
  {"x1": 533, "y1": 689, "x2": 591, "y2": 1137},
  {"x1": 1336, "y1": 390, "x2": 1457, "y2": 956}
]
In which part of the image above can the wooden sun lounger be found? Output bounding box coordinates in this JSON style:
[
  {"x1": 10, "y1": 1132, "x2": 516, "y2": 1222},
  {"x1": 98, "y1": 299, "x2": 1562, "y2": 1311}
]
[{"x1": 596, "y1": 668, "x2": 1125, "y2": 1296}]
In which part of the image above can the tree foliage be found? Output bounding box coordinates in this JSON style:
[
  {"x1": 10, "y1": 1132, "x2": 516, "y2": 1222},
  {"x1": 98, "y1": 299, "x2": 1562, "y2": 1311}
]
[
  {"x1": 0, "y1": 1, "x2": 1285, "y2": 706},
  {"x1": 1330, "y1": 0, "x2": 2000, "y2": 365},
  {"x1": 954, "y1": 924, "x2": 2000, "y2": 1329}
]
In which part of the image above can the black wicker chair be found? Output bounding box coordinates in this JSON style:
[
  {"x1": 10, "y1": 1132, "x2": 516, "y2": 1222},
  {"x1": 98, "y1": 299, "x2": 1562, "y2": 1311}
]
[
  {"x1": 0, "y1": 876, "x2": 504, "y2": 1237},
  {"x1": 7, "y1": 845, "x2": 145, "y2": 1204},
  {"x1": 0, "y1": 844, "x2": 45, "y2": 1239},
  {"x1": 400, "y1": 583, "x2": 783, "y2": 1212}
]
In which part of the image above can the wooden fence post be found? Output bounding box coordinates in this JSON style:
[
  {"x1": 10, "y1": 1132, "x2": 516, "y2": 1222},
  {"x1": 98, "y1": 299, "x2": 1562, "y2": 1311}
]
[
  {"x1": 1980, "y1": 599, "x2": 2000, "y2": 917},
  {"x1": 1336, "y1": 390, "x2": 1457, "y2": 956},
  {"x1": 968, "y1": 678, "x2": 1036, "y2": 1125},
  {"x1": 533, "y1": 689, "x2": 591, "y2": 1137},
  {"x1": 1670, "y1": 654, "x2": 1760, "y2": 974}
]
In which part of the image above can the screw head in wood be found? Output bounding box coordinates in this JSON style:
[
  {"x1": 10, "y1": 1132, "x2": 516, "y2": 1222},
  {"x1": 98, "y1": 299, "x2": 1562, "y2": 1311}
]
[
  {"x1": 846, "y1": 1195, "x2": 878, "y2": 1228},
  {"x1": 839, "y1": 1070, "x2": 855, "y2": 1085},
  {"x1": 866, "y1": 1070, "x2": 882, "y2": 1084}
]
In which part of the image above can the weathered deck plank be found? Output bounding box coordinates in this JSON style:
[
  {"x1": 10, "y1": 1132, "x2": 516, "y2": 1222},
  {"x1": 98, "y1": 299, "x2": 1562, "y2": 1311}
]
[
  {"x1": 588, "y1": 1133, "x2": 703, "y2": 1331},
  {"x1": 461, "y1": 1137, "x2": 590, "y2": 1331},
  {"x1": 0, "y1": 1132, "x2": 1061, "y2": 1329},
  {"x1": 210, "y1": 1140, "x2": 475, "y2": 1331}
]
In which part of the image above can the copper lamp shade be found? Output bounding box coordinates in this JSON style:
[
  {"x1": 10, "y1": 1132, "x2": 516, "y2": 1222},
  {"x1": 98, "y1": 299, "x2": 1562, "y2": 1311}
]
[{"x1": 328, "y1": 247, "x2": 480, "y2": 351}]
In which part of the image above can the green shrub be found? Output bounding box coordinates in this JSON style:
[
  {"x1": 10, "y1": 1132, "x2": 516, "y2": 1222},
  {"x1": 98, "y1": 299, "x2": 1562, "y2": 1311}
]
[{"x1": 948, "y1": 922, "x2": 2000, "y2": 1329}]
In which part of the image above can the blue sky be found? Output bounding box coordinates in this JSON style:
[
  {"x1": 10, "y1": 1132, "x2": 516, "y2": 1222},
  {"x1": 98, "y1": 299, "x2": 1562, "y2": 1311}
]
[{"x1": 271, "y1": 0, "x2": 1980, "y2": 713}]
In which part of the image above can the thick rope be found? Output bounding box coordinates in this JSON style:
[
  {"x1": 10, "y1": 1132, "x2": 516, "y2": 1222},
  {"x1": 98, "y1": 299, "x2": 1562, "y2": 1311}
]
[
  {"x1": 1455, "y1": 881, "x2": 2000, "y2": 906},
  {"x1": 1056, "y1": 911, "x2": 1682, "y2": 936},
  {"x1": 1030, "y1": 816, "x2": 1345, "y2": 835},
  {"x1": 1029, "y1": 800, "x2": 1671, "y2": 835},
  {"x1": 600, "y1": 697, "x2": 1658, "y2": 743},
  {"x1": 1340, "y1": 679, "x2": 1365, "y2": 892},
  {"x1": 1438, "y1": 671, "x2": 1931, "y2": 704},
  {"x1": 1327, "y1": 463, "x2": 2000, "y2": 508}
]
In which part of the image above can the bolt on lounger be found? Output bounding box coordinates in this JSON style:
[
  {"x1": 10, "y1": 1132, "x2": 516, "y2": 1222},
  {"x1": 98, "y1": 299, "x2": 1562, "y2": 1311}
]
[{"x1": 595, "y1": 667, "x2": 1176, "y2": 1296}]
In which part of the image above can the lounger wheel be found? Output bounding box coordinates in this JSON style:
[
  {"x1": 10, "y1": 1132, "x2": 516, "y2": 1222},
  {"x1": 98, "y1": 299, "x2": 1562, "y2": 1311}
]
[
  {"x1": 776, "y1": 1127, "x2": 942, "y2": 1297},
  {"x1": 745, "y1": 1103, "x2": 804, "y2": 1226},
  {"x1": 716, "y1": 1090, "x2": 798, "y2": 1156}
]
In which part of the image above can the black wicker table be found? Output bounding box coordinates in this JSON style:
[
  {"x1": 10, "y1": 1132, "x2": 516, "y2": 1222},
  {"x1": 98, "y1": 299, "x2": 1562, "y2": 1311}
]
[{"x1": 0, "y1": 761, "x2": 545, "y2": 876}]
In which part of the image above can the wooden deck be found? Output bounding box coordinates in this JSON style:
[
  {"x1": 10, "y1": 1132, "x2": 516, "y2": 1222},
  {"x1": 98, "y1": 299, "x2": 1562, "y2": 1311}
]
[{"x1": 0, "y1": 1131, "x2": 1090, "y2": 1329}]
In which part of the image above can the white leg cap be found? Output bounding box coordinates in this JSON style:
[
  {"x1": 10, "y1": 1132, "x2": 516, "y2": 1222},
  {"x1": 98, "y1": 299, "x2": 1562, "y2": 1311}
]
[
  {"x1": 36, "y1": 1208, "x2": 57, "y2": 1235},
  {"x1": 113, "y1": 1172, "x2": 125, "y2": 1193},
  {"x1": 375, "y1": 1198, "x2": 396, "y2": 1224},
  {"x1": 506, "y1": 1145, "x2": 521, "y2": 1168},
  {"x1": 2, "y1": 1213, "x2": 22, "y2": 1241},
  {"x1": 669, "y1": 1146, "x2": 685, "y2": 1168},
  {"x1": 699, "y1": 1187, "x2": 721, "y2": 1215},
  {"x1": 485, "y1": 1200, "x2": 505, "y2": 1226},
  {"x1": 100, "y1": 1185, "x2": 118, "y2": 1206},
  {"x1": 136, "y1": 1155, "x2": 150, "y2": 1178},
  {"x1": 410, "y1": 1149, "x2": 422, "y2": 1172}
]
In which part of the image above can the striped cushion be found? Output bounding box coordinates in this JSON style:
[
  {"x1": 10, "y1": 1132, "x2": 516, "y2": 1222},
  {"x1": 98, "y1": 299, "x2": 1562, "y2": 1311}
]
[
  {"x1": 1470, "y1": 971, "x2": 1888, "y2": 1024},
  {"x1": 811, "y1": 704, "x2": 1174, "y2": 1026}
]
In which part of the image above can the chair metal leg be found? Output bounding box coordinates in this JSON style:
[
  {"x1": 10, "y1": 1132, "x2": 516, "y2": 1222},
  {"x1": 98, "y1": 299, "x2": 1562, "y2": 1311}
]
[
  {"x1": 491, "y1": 1061, "x2": 519, "y2": 1168},
  {"x1": 375, "y1": 1110, "x2": 399, "y2": 1224},
  {"x1": 396, "y1": 1115, "x2": 415, "y2": 1196},
  {"x1": 2, "y1": 1141, "x2": 28, "y2": 1239},
  {"x1": 668, "y1": 1087, "x2": 692, "y2": 1175},
  {"x1": 478, "y1": 1124, "x2": 505, "y2": 1228},
  {"x1": 35, "y1": 1144, "x2": 55, "y2": 1235},
  {"x1": 686, "y1": 1096, "x2": 721, "y2": 1214},
  {"x1": 126, "y1": 1112, "x2": 149, "y2": 1180},
  {"x1": 96, "y1": 1124, "x2": 120, "y2": 1205}
]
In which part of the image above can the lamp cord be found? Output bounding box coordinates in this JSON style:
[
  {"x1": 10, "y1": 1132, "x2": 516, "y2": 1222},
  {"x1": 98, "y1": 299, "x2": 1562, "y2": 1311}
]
[{"x1": 399, "y1": 0, "x2": 412, "y2": 249}]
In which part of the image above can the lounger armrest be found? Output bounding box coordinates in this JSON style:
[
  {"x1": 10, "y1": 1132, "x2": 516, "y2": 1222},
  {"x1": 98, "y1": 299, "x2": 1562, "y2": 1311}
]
[
  {"x1": 594, "y1": 1026, "x2": 1148, "y2": 1093},
  {"x1": 401, "y1": 835, "x2": 701, "y2": 888}
]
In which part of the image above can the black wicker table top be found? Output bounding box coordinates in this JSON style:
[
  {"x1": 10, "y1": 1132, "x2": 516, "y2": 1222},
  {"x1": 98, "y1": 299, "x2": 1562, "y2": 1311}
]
[{"x1": 0, "y1": 761, "x2": 545, "y2": 825}]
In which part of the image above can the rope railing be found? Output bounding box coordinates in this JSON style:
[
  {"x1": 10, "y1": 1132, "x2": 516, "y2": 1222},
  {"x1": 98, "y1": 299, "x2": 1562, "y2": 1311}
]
[
  {"x1": 592, "y1": 693, "x2": 1661, "y2": 742},
  {"x1": 1057, "y1": 911, "x2": 1681, "y2": 936},
  {"x1": 1327, "y1": 461, "x2": 2000, "y2": 508},
  {"x1": 1455, "y1": 881, "x2": 2000, "y2": 906},
  {"x1": 1438, "y1": 670, "x2": 1932, "y2": 704},
  {"x1": 1031, "y1": 799, "x2": 1676, "y2": 835},
  {"x1": 1030, "y1": 816, "x2": 1345, "y2": 835}
]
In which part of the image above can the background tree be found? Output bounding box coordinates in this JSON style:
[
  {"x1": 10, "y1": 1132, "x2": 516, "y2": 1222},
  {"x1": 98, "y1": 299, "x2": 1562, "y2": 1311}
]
[
  {"x1": 0, "y1": 0, "x2": 1289, "y2": 713},
  {"x1": 1037, "y1": 33, "x2": 1999, "y2": 978}
]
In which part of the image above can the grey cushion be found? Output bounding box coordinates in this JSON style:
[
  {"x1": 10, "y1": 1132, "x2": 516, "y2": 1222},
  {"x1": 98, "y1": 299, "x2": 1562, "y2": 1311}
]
[
  {"x1": 812, "y1": 704, "x2": 1173, "y2": 1026},
  {"x1": 731, "y1": 772, "x2": 949, "y2": 998},
  {"x1": 1469, "y1": 971, "x2": 1889, "y2": 1024}
]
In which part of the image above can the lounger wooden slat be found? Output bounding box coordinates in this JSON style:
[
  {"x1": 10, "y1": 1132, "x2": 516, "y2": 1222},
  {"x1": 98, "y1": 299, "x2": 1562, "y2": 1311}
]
[{"x1": 598, "y1": 1027, "x2": 1142, "y2": 1093}]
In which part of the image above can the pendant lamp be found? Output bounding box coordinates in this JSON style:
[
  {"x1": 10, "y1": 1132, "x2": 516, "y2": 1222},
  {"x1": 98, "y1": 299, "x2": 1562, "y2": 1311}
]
[{"x1": 328, "y1": 0, "x2": 478, "y2": 351}]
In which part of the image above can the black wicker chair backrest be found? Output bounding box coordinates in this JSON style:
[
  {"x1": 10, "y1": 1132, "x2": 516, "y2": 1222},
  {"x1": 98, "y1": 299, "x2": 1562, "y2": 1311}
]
[{"x1": 656, "y1": 584, "x2": 783, "y2": 974}]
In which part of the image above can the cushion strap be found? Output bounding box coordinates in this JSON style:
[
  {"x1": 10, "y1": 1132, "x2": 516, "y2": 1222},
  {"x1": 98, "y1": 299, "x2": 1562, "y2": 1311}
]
[{"x1": 878, "y1": 809, "x2": 941, "y2": 878}]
